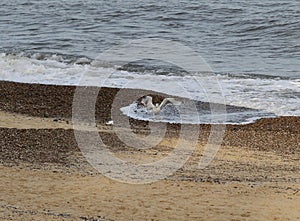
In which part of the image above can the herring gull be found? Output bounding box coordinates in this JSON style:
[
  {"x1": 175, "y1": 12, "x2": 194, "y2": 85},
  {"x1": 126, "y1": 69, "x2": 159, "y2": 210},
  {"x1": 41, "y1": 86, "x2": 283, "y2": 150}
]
[{"x1": 142, "y1": 96, "x2": 181, "y2": 115}]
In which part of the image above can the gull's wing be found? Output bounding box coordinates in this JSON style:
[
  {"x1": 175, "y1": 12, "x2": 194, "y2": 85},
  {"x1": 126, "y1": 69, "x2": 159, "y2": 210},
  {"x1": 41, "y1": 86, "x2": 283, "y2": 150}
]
[{"x1": 159, "y1": 98, "x2": 182, "y2": 109}]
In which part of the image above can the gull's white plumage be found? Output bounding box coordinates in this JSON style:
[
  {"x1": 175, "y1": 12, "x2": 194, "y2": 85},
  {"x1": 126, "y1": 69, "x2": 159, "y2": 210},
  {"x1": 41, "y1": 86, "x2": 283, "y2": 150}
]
[{"x1": 142, "y1": 96, "x2": 181, "y2": 115}]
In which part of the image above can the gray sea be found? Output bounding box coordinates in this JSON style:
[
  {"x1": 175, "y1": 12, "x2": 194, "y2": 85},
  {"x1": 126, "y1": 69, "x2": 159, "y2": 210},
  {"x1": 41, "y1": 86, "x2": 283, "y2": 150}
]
[{"x1": 0, "y1": 0, "x2": 299, "y2": 124}]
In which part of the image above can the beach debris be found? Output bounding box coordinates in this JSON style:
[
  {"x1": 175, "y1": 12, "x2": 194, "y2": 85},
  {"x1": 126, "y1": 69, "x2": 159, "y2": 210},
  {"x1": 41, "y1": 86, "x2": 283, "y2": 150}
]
[{"x1": 105, "y1": 120, "x2": 114, "y2": 125}]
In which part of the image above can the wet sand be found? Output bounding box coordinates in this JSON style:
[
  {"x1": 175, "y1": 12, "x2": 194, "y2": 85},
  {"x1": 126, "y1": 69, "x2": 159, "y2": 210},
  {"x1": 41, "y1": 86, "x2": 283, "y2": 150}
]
[{"x1": 0, "y1": 81, "x2": 299, "y2": 220}]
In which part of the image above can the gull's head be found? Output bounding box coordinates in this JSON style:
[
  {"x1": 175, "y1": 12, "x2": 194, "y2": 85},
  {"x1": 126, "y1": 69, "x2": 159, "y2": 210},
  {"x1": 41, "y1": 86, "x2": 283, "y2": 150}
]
[
  {"x1": 141, "y1": 96, "x2": 151, "y2": 105},
  {"x1": 141, "y1": 97, "x2": 147, "y2": 105},
  {"x1": 155, "y1": 103, "x2": 159, "y2": 108}
]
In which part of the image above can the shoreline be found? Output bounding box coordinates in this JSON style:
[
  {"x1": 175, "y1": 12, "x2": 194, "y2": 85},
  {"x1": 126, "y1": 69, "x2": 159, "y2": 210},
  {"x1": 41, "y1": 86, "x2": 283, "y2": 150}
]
[{"x1": 0, "y1": 80, "x2": 290, "y2": 124}]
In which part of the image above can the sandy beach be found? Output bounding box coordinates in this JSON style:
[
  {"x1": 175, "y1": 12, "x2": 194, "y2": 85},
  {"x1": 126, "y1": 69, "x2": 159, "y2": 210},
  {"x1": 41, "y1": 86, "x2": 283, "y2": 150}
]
[{"x1": 0, "y1": 81, "x2": 299, "y2": 221}]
